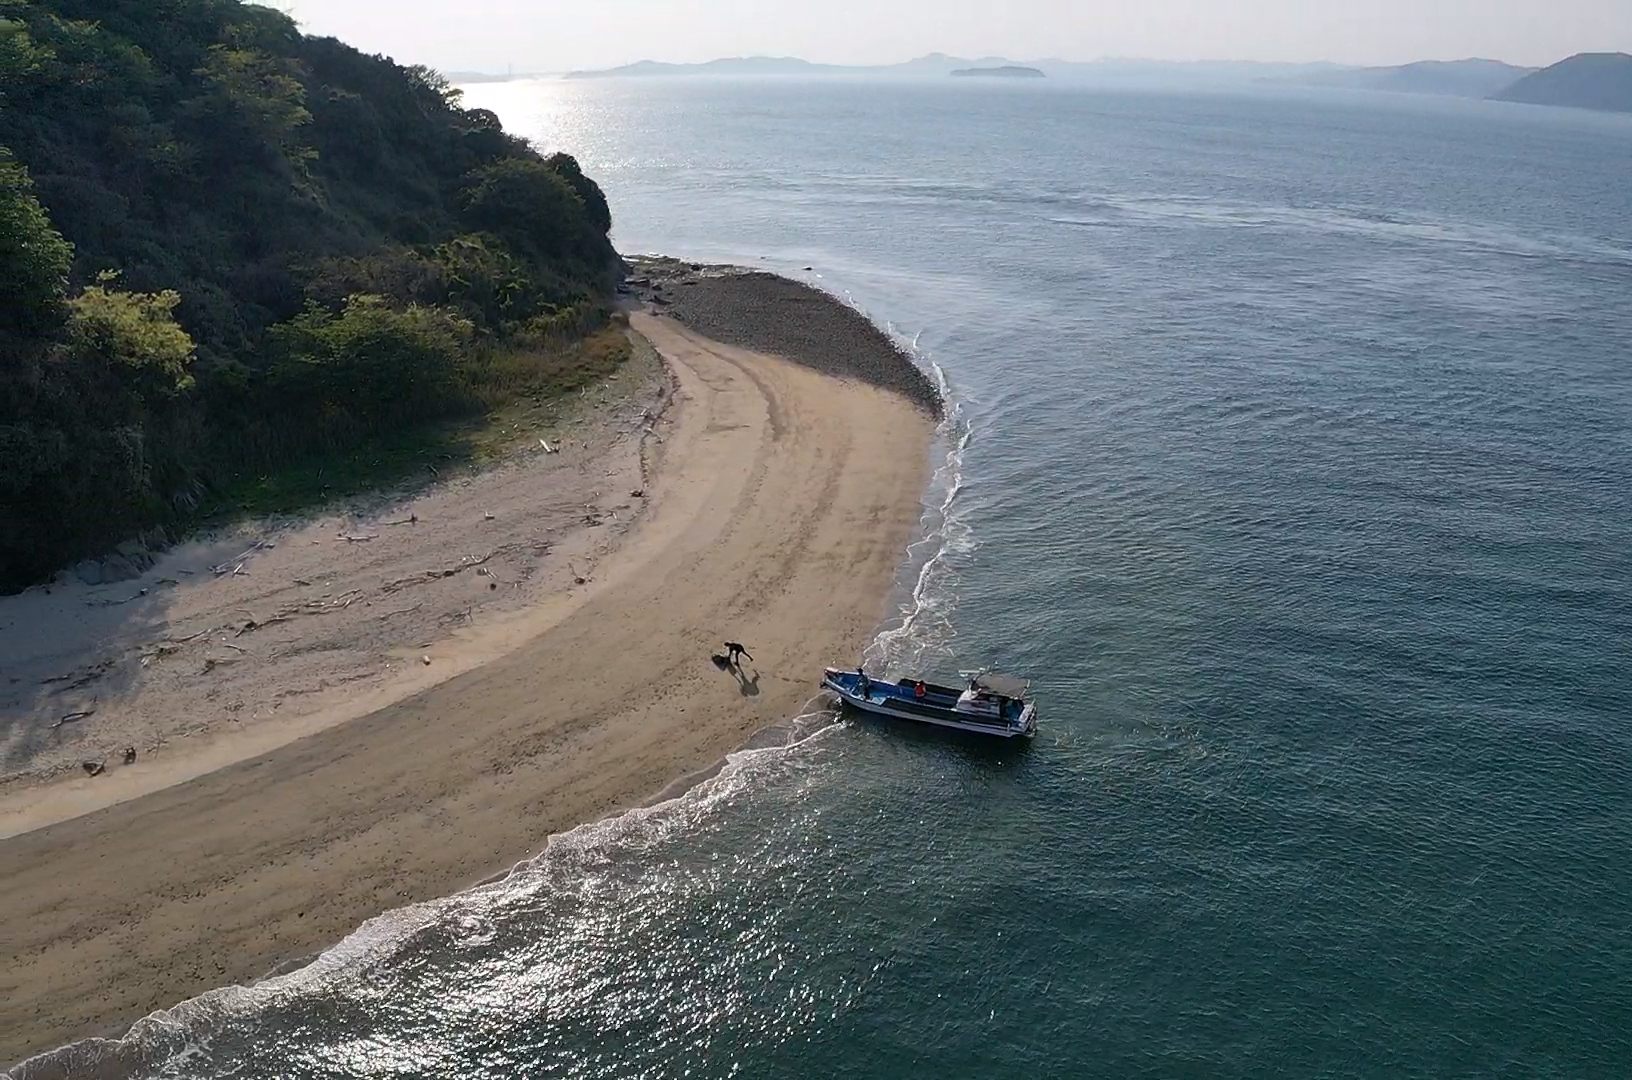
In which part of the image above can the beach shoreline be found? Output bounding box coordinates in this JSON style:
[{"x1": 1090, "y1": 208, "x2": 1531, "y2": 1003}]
[{"x1": 0, "y1": 276, "x2": 938, "y2": 1071}]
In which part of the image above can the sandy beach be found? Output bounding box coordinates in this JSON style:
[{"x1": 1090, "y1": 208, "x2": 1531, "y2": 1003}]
[{"x1": 0, "y1": 289, "x2": 936, "y2": 1068}]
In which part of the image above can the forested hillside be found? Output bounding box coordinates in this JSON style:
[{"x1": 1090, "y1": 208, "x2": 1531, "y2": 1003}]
[
  {"x1": 1491, "y1": 52, "x2": 1632, "y2": 113},
  {"x1": 0, "y1": 0, "x2": 619, "y2": 590}
]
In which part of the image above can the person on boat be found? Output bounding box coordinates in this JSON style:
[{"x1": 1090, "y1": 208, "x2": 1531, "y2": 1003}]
[
  {"x1": 915, "y1": 680, "x2": 927, "y2": 700},
  {"x1": 857, "y1": 667, "x2": 870, "y2": 697},
  {"x1": 724, "y1": 641, "x2": 752, "y2": 666}
]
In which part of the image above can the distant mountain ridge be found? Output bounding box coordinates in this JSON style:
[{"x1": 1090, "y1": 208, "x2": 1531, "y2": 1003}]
[
  {"x1": 1492, "y1": 53, "x2": 1632, "y2": 112},
  {"x1": 551, "y1": 52, "x2": 1632, "y2": 112},
  {"x1": 564, "y1": 54, "x2": 1346, "y2": 83},
  {"x1": 1281, "y1": 58, "x2": 1535, "y2": 98}
]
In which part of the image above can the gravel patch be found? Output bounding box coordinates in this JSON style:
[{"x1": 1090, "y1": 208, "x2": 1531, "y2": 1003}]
[{"x1": 625, "y1": 258, "x2": 942, "y2": 416}]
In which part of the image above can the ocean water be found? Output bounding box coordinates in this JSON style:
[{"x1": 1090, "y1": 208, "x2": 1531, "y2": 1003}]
[{"x1": 17, "y1": 80, "x2": 1632, "y2": 1077}]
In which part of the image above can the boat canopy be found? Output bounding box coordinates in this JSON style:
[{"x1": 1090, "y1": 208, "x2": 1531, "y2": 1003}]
[{"x1": 973, "y1": 673, "x2": 1030, "y2": 699}]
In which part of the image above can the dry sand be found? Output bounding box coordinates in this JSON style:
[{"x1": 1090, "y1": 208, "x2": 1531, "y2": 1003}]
[
  {"x1": 0, "y1": 338, "x2": 671, "y2": 834},
  {"x1": 0, "y1": 309, "x2": 935, "y2": 1067}
]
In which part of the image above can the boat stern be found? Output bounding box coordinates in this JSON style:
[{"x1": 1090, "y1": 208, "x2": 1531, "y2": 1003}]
[{"x1": 822, "y1": 667, "x2": 861, "y2": 697}]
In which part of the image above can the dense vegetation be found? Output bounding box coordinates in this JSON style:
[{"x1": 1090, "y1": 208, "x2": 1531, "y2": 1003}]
[{"x1": 0, "y1": 0, "x2": 620, "y2": 590}]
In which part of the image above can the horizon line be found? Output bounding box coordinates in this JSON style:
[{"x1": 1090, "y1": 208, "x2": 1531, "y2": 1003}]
[{"x1": 439, "y1": 51, "x2": 1593, "y2": 78}]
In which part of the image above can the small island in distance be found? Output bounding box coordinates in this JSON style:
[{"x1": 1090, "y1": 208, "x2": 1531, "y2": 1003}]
[
  {"x1": 553, "y1": 50, "x2": 1632, "y2": 113},
  {"x1": 952, "y1": 65, "x2": 1046, "y2": 79}
]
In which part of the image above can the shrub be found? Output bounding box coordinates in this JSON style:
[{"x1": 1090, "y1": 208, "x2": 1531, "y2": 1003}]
[
  {"x1": 272, "y1": 295, "x2": 473, "y2": 426},
  {"x1": 62, "y1": 278, "x2": 197, "y2": 405},
  {"x1": 431, "y1": 232, "x2": 545, "y2": 329}
]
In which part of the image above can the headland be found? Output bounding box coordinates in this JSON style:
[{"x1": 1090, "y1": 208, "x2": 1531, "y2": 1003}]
[{"x1": 0, "y1": 269, "x2": 938, "y2": 1070}]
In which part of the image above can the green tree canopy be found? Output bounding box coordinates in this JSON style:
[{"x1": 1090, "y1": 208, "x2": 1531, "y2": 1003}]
[
  {"x1": 0, "y1": 149, "x2": 72, "y2": 336},
  {"x1": 273, "y1": 294, "x2": 473, "y2": 425},
  {"x1": 0, "y1": 0, "x2": 623, "y2": 591},
  {"x1": 63, "y1": 278, "x2": 197, "y2": 400},
  {"x1": 461, "y1": 156, "x2": 615, "y2": 280},
  {"x1": 545, "y1": 152, "x2": 613, "y2": 235}
]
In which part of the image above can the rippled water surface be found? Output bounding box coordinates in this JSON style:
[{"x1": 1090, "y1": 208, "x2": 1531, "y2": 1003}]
[{"x1": 19, "y1": 80, "x2": 1632, "y2": 1078}]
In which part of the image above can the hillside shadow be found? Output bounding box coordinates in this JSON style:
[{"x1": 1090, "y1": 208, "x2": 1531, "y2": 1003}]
[{"x1": 0, "y1": 534, "x2": 263, "y2": 781}]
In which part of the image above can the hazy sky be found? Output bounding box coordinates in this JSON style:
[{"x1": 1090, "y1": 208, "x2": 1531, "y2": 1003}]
[{"x1": 282, "y1": 0, "x2": 1632, "y2": 73}]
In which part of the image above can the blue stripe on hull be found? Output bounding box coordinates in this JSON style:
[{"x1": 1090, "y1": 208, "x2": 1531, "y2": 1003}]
[{"x1": 821, "y1": 676, "x2": 1035, "y2": 739}]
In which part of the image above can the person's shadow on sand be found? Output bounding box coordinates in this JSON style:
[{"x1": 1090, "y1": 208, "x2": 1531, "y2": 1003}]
[{"x1": 711, "y1": 654, "x2": 760, "y2": 697}]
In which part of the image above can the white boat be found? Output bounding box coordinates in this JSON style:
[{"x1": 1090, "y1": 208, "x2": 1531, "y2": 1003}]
[{"x1": 821, "y1": 667, "x2": 1038, "y2": 739}]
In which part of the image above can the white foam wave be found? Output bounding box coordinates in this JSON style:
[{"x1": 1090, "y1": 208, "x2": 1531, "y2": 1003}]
[
  {"x1": 4, "y1": 702, "x2": 847, "y2": 1080},
  {"x1": 868, "y1": 336, "x2": 977, "y2": 680}
]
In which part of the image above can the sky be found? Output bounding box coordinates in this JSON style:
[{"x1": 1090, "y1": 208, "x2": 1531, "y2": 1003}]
[{"x1": 280, "y1": 0, "x2": 1632, "y2": 74}]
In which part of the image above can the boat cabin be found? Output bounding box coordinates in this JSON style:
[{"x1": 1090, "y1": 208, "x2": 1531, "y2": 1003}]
[{"x1": 953, "y1": 673, "x2": 1031, "y2": 718}]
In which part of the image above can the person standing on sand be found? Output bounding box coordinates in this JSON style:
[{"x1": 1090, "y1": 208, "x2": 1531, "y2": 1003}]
[{"x1": 724, "y1": 641, "x2": 752, "y2": 666}]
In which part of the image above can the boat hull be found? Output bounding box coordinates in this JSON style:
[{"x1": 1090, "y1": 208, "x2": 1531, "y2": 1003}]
[{"x1": 822, "y1": 669, "x2": 1037, "y2": 739}]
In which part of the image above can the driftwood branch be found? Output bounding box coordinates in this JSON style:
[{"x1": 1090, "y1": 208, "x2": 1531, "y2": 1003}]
[
  {"x1": 41, "y1": 662, "x2": 114, "y2": 691},
  {"x1": 53, "y1": 704, "x2": 98, "y2": 730},
  {"x1": 236, "y1": 616, "x2": 292, "y2": 637},
  {"x1": 213, "y1": 541, "x2": 272, "y2": 576}
]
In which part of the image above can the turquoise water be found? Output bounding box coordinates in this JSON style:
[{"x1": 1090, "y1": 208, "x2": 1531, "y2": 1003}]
[{"x1": 17, "y1": 80, "x2": 1632, "y2": 1077}]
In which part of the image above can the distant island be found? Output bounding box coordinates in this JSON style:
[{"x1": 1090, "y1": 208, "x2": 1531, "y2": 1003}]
[
  {"x1": 952, "y1": 66, "x2": 1045, "y2": 79},
  {"x1": 1281, "y1": 58, "x2": 1534, "y2": 98},
  {"x1": 554, "y1": 51, "x2": 1632, "y2": 113},
  {"x1": 1492, "y1": 52, "x2": 1632, "y2": 113},
  {"x1": 564, "y1": 54, "x2": 1339, "y2": 82}
]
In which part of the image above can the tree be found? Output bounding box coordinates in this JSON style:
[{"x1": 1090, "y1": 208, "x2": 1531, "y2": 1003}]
[
  {"x1": 405, "y1": 63, "x2": 462, "y2": 110},
  {"x1": 0, "y1": 149, "x2": 72, "y2": 336},
  {"x1": 461, "y1": 157, "x2": 613, "y2": 275},
  {"x1": 0, "y1": 15, "x2": 50, "y2": 100},
  {"x1": 545, "y1": 152, "x2": 612, "y2": 235},
  {"x1": 62, "y1": 278, "x2": 197, "y2": 405},
  {"x1": 190, "y1": 45, "x2": 313, "y2": 172}
]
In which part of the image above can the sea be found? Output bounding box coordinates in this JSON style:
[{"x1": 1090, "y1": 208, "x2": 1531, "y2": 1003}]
[{"x1": 14, "y1": 78, "x2": 1632, "y2": 1078}]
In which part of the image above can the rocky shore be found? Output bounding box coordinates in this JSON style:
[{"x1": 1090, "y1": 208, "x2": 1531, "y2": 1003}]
[{"x1": 624, "y1": 258, "x2": 943, "y2": 416}]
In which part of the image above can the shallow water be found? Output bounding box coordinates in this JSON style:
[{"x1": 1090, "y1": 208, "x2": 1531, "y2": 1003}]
[{"x1": 14, "y1": 79, "x2": 1632, "y2": 1077}]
